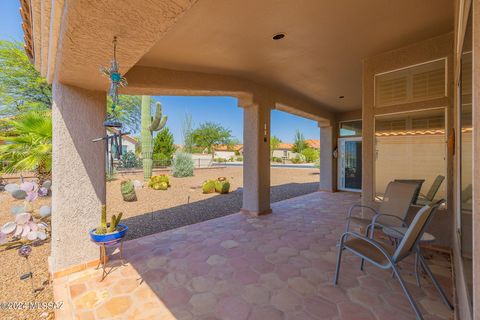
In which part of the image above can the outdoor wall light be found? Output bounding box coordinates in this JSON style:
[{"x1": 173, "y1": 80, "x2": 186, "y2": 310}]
[{"x1": 272, "y1": 33, "x2": 286, "y2": 40}]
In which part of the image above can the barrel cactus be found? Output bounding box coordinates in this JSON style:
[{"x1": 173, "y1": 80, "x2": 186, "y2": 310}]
[
  {"x1": 141, "y1": 96, "x2": 168, "y2": 181},
  {"x1": 152, "y1": 182, "x2": 169, "y2": 190},
  {"x1": 202, "y1": 180, "x2": 216, "y2": 194},
  {"x1": 120, "y1": 180, "x2": 137, "y2": 201},
  {"x1": 148, "y1": 175, "x2": 170, "y2": 190},
  {"x1": 215, "y1": 177, "x2": 230, "y2": 194}
]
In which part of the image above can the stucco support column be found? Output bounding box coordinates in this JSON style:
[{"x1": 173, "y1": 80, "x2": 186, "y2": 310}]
[
  {"x1": 50, "y1": 82, "x2": 106, "y2": 273},
  {"x1": 319, "y1": 124, "x2": 335, "y2": 192},
  {"x1": 241, "y1": 102, "x2": 272, "y2": 216}
]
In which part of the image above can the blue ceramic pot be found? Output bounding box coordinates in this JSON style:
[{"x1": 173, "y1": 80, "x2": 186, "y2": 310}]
[{"x1": 89, "y1": 224, "x2": 128, "y2": 244}]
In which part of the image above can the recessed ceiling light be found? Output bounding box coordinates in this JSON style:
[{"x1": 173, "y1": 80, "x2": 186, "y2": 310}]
[
  {"x1": 272, "y1": 33, "x2": 286, "y2": 40},
  {"x1": 338, "y1": 96, "x2": 345, "y2": 99}
]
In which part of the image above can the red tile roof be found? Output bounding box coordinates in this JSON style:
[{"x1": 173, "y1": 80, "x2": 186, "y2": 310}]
[
  {"x1": 276, "y1": 143, "x2": 293, "y2": 150},
  {"x1": 305, "y1": 139, "x2": 320, "y2": 149},
  {"x1": 213, "y1": 144, "x2": 243, "y2": 151}
]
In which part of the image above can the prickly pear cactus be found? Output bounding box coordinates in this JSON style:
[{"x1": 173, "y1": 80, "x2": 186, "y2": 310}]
[
  {"x1": 120, "y1": 180, "x2": 137, "y2": 201},
  {"x1": 141, "y1": 96, "x2": 168, "y2": 180}
]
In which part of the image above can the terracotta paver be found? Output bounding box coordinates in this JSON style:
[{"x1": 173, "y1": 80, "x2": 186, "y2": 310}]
[{"x1": 53, "y1": 192, "x2": 454, "y2": 319}]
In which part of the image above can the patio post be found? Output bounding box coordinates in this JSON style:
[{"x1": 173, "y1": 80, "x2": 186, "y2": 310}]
[
  {"x1": 319, "y1": 124, "x2": 335, "y2": 192},
  {"x1": 50, "y1": 82, "x2": 106, "y2": 273},
  {"x1": 241, "y1": 102, "x2": 272, "y2": 216}
]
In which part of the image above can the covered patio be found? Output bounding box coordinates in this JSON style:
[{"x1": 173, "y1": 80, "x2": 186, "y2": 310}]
[
  {"x1": 19, "y1": 0, "x2": 480, "y2": 319},
  {"x1": 53, "y1": 192, "x2": 453, "y2": 320}
]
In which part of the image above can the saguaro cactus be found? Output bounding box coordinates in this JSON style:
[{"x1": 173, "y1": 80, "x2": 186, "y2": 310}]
[{"x1": 141, "y1": 96, "x2": 168, "y2": 180}]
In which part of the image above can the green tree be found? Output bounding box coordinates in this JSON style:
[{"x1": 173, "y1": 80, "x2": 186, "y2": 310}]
[
  {"x1": 191, "y1": 122, "x2": 233, "y2": 158},
  {"x1": 153, "y1": 127, "x2": 176, "y2": 160},
  {"x1": 107, "y1": 95, "x2": 141, "y2": 133},
  {"x1": 301, "y1": 147, "x2": 319, "y2": 163},
  {"x1": 0, "y1": 111, "x2": 52, "y2": 181},
  {"x1": 292, "y1": 129, "x2": 307, "y2": 153},
  {"x1": 182, "y1": 112, "x2": 194, "y2": 153},
  {"x1": 0, "y1": 41, "x2": 140, "y2": 131},
  {"x1": 270, "y1": 136, "x2": 281, "y2": 157},
  {"x1": 0, "y1": 41, "x2": 51, "y2": 115}
]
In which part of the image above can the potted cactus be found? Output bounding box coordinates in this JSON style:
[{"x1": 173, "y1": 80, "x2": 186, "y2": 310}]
[{"x1": 89, "y1": 205, "x2": 128, "y2": 244}]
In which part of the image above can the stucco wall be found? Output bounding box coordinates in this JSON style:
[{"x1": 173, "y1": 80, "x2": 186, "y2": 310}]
[
  {"x1": 51, "y1": 82, "x2": 106, "y2": 272},
  {"x1": 214, "y1": 151, "x2": 236, "y2": 159}
]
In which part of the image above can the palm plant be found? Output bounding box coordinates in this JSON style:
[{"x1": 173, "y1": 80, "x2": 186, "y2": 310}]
[{"x1": 0, "y1": 112, "x2": 52, "y2": 181}]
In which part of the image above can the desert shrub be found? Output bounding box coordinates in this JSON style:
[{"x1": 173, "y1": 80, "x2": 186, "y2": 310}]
[
  {"x1": 214, "y1": 157, "x2": 227, "y2": 163},
  {"x1": 119, "y1": 151, "x2": 140, "y2": 168},
  {"x1": 301, "y1": 148, "x2": 319, "y2": 163},
  {"x1": 236, "y1": 156, "x2": 243, "y2": 162},
  {"x1": 152, "y1": 153, "x2": 172, "y2": 167},
  {"x1": 291, "y1": 154, "x2": 306, "y2": 164},
  {"x1": 172, "y1": 152, "x2": 194, "y2": 177},
  {"x1": 271, "y1": 157, "x2": 283, "y2": 163}
]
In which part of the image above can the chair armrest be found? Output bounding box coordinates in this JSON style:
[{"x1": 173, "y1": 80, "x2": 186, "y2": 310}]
[
  {"x1": 371, "y1": 213, "x2": 406, "y2": 226},
  {"x1": 340, "y1": 231, "x2": 393, "y2": 265},
  {"x1": 369, "y1": 214, "x2": 406, "y2": 238},
  {"x1": 346, "y1": 204, "x2": 379, "y2": 220}
]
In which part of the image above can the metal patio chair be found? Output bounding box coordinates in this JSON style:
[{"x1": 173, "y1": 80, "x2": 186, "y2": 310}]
[
  {"x1": 416, "y1": 175, "x2": 445, "y2": 206},
  {"x1": 345, "y1": 181, "x2": 418, "y2": 236},
  {"x1": 334, "y1": 200, "x2": 453, "y2": 320}
]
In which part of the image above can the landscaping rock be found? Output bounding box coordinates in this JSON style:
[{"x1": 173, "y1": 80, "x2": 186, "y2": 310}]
[
  {"x1": 11, "y1": 189, "x2": 27, "y2": 200},
  {"x1": 39, "y1": 206, "x2": 52, "y2": 218}
]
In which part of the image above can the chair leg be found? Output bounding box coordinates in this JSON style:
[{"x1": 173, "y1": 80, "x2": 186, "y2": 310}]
[
  {"x1": 417, "y1": 254, "x2": 453, "y2": 310},
  {"x1": 391, "y1": 264, "x2": 424, "y2": 320},
  {"x1": 334, "y1": 244, "x2": 344, "y2": 286},
  {"x1": 414, "y1": 252, "x2": 421, "y2": 287}
]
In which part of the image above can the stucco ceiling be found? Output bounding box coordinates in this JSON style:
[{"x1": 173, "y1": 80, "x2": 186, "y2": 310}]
[{"x1": 137, "y1": 0, "x2": 454, "y2": 112}]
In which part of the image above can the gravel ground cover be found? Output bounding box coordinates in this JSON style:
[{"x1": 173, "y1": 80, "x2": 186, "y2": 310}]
[
  {"x1": 0, "y1": 190, "x2": 54, "y2": 320},
  {"x1": 107, "y1": 167, "x2": 320, "y2": 240},
  {"x1": 0, "y1": 167, "x2": 318, "y2": 319}
]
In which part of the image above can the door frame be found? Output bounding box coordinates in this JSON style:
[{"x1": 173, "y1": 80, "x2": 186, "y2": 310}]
[{"x1": 337, "y1": 136, "x2": 362, "y2": 192}]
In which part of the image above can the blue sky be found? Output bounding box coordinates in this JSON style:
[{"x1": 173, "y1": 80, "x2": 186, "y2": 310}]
[{"x1": 0, "y1": 1, "x2": 319, "y2": 144}]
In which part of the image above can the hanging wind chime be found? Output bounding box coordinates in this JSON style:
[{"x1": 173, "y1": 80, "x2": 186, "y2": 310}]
[
  {"x1": 101, "y1": 36, "x2": 128, "y2": 128},
  {"x1": 93, "y1": 36, "x2": 130, "y2": 175}
]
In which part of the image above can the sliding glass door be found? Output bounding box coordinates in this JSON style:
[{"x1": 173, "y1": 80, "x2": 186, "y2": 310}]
[{"x1": 338, "y1": 137, "x2": 362, "y2": 191}]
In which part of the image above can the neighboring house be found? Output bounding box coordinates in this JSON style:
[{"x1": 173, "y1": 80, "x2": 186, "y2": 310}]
[
  {"x1": 272, "y1": 143, "x2": 297, "y2": 159},
  {"x1": 106, "y1": 128, "x2": 138, "y2": 156},
  {"x1": 305, "y1": 139, "x2": 320, "y2": 149},
  {"x1": 213, "y1": 144, "x2": 243, "y2": 159}
]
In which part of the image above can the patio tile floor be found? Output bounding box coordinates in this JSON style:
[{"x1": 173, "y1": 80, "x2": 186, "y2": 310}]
[{"x1": 53, "y1": 192, "x2": 454, "y2": 319}]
